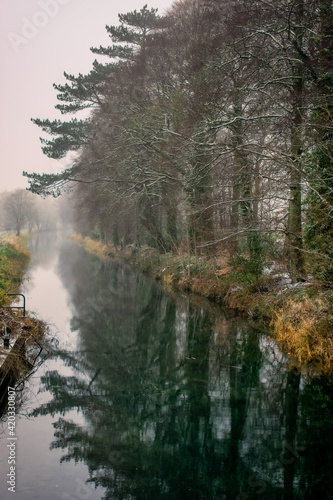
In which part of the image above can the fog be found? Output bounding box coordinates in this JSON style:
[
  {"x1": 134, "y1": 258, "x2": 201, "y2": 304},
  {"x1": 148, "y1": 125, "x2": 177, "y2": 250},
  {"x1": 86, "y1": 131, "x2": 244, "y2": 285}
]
[{"x1": 0, "y1": 0, "x2": 173, "y2": 192}]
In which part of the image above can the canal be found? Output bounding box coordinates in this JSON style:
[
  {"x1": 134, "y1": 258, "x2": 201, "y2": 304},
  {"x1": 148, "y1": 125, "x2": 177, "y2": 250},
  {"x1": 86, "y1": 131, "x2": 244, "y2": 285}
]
[{"x1": 0, "y1": 231, "x2": 332, "y2": 500}]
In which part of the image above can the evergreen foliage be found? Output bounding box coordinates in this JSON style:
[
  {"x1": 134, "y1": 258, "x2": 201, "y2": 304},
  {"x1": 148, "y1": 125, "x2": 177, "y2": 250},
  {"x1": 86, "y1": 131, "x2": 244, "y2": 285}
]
[{"x1": 30, "y1": 118, "x2": 88, "y2": 159}]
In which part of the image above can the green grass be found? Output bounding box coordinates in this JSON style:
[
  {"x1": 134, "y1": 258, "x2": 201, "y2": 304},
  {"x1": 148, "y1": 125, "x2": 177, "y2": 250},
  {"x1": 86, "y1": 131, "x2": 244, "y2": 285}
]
[{"x1": 0, "y1": 235, "x2": 30, "y2": 305}]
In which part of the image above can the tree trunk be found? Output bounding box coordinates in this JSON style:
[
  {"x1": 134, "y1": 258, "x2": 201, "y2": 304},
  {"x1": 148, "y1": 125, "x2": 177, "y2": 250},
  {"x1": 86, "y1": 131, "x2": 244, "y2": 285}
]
[
  {"x1": 287, "y1": 0, "x2": 305, "y2": 282},
  {"x1": 187, "y1": 128, "x2": 214, "y2": 253},
  {"x1": 288, "y1": 127, "x2": 304, "y2": 281},
  {"x1": 231, "y1": 90, "x2": 262, "y2": 271}
]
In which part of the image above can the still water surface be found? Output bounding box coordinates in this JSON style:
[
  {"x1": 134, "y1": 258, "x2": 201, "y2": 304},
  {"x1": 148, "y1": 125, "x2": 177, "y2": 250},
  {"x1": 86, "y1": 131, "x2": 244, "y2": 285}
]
[{"x1": 0, "y1": 231, "x2": 332, "y2": 500}]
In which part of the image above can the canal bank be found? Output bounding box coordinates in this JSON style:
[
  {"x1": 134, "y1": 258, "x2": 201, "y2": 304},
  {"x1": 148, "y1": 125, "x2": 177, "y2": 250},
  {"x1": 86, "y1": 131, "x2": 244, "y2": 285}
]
[
  {"x1": 0, "y1": 234, "x2": 48, "y2": 397},
  {"x1": 0, "y1": 234, "x2": 30, "y2": 305},
  {"x1": 69, "y1": 234, "x2": 333, "y2": 376}
]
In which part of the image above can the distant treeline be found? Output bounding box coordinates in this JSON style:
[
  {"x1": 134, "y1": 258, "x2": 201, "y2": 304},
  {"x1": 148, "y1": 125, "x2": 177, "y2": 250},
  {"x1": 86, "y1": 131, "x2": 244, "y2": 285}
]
[{"x1": 0, "y1": 189, "x2": 71, "y2": 235}]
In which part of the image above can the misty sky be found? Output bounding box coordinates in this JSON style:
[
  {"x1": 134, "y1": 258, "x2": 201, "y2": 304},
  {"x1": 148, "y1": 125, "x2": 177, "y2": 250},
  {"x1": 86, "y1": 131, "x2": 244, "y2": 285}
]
[{"x1": 0, "y1": 0, "x2": 174, "y2": 193}]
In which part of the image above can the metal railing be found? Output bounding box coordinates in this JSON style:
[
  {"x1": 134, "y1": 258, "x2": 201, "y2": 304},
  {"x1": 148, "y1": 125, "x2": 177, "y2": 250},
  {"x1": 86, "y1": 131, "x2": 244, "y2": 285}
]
[{"x1": 5, "y1": 294, "x2": 26, "y2": 317}]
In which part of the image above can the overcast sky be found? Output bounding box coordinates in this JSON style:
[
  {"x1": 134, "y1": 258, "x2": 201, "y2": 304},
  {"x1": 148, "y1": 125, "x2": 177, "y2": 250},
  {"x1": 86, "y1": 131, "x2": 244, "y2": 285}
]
[{"x1": 0, "y1": 0, "x2": 174, "y2": 192}]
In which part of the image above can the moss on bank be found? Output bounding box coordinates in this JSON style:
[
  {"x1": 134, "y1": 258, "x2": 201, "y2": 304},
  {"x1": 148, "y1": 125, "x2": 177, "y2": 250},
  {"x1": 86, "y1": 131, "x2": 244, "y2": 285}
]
[{"x1": 69, "y1": 233, "x2": 333, "y2": 375}]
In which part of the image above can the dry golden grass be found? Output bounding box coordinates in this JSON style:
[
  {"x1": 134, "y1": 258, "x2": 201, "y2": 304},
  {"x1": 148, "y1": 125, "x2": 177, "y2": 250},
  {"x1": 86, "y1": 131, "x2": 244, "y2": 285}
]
[
  {"x1": 272, "y1": 296, "x2": 333, "y2": 372},
  {"x1": 69, "y1": 234, "x2": 109, "y2": 257},
  {"x1": 162, "y1": 273, "x2": 175, "y2": 287},
  {"x1": 2, "y1": 235, "x2": 30, "y2": 258},
  {"x1": 191, "y1": 275, "x2": 218, "y2": 297}
]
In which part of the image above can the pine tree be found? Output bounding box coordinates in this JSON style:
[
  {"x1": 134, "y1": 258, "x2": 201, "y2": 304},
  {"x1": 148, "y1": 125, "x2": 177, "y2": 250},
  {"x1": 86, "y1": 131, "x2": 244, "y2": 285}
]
[
  {"x1": 53, "y1": 61, "x2": 115, "y2": 115},
  {"x1": 91, "y1": 4, "x2": 161, "y2": 67},
  {"x1": 29, "y1": 118, "x2": 88, "y2": 159},
  {"x1": 25, "y1": 5, "x2": 161, "y2": 196}
]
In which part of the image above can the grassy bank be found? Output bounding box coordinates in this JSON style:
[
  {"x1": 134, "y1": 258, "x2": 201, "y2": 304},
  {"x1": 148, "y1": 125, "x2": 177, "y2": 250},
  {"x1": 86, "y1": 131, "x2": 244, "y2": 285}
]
[
  {"x1": 70, "y1": 234, "x2": 333, "y2": 375},
  {"x1": 0, "y1": 233, "x2": 49, "y2": 394},
  {"x1": 69, "y1": 233, "x2": 110, "y2": 258},
  {"x1": 0, "y1": 235, "x2": 30, "y2": 305}
]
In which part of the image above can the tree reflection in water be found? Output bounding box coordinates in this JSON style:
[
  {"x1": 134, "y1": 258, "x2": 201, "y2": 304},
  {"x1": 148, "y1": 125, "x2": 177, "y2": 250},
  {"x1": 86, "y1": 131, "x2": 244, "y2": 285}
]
[{"x1": 30, "y1": 243, "x2": 333, "y2": 500}]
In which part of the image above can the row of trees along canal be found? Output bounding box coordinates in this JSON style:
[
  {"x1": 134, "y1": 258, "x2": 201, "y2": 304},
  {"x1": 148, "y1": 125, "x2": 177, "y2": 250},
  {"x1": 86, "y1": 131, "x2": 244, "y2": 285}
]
[{"x1": 24, "y1": 0, "x2": 333, "y2": 284}]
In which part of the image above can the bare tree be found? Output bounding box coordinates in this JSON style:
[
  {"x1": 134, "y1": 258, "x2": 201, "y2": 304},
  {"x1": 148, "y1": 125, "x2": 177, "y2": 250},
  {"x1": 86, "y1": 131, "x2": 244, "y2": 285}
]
[{"x1": 3, "y1": 190, "x2": 36, "y2": 236}]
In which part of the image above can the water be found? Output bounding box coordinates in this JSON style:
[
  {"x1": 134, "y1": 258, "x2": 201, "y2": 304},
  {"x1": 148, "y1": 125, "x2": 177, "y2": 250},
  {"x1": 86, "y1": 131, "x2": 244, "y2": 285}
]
[{"x1": 0, "y1": 231, "x2": 332, "y2": 500}]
